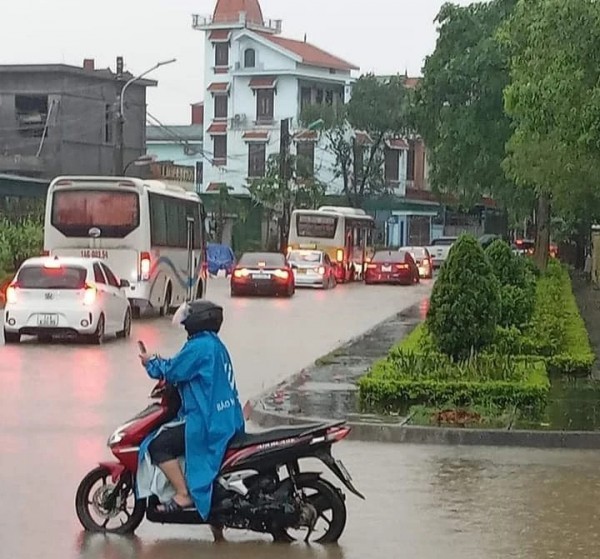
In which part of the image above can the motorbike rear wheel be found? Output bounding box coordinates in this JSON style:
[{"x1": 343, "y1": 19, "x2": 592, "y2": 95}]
[
  {"x1": 271, "y1": 477, "x2": 347, "y2": 544},
  {"x1": 75, "y1": 466, "x2": 146, "y2": 535}
]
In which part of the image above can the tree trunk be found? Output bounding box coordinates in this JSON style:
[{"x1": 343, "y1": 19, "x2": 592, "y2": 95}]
[{"x1": 534, "y1": 191, "x2": 551, "y2": 271}]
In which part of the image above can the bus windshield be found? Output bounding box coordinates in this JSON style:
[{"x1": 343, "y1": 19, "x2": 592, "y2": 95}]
[
  {"x1": 51, "y1": 190, "x2": 140, "y2": 238},
  {"x1": 296, "y1": 214, "x2": 338, "y2": 239}
]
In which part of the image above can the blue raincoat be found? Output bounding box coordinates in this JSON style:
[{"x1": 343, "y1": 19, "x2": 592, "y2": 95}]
[{"x1": 139, "y1": 331, "x2": 245, "y2": 520}]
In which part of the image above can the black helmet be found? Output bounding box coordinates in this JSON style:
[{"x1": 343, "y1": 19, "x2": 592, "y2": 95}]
[{"x1": 181, "y1": 300, "x2": 223, "y2": 335}]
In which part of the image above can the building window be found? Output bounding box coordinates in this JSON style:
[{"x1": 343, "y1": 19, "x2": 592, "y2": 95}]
[
  {"x1": 215, "y1": 43, "x2": 229, "y2": 67},
  {"x1": 300, "y1": 87, "x2": 312, "y2": 111},
  {"x1": 196, "y1": 161, "x2": 203, "y2": 187},
  {"x1": 244, "y1": 48, "x2": 256, "y2": 68},
  {"x1": 256, "y1": 89, "x2": 274, "y2": 122},
  {"x1": 407, "y1": 140, "x2": 416, "y2": 182},
  {"x1": 214, "y1": 95, "x2": 228, "y2": 119},
  {"x1": 384, "y1": 148, "x2": 399, "y2": 185},
  {"x1": 213, "y1": 135, "x2": 227, "y2": 163},
  {"x1": 104, "y1": 104, "x2": 113, "y2": 144},
  {"x1": 15, "y1": 95, "x2": 49, "y2": 138},
  {"x1": 248, "y1": 143, "x2": 266, "y2": 178},
  {"x1": 296, "y1": 142, "x2": 315, "y2": 177}
]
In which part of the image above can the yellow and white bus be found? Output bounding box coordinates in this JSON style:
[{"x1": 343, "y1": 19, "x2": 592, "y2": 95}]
[{"x1": 287, "y1": 206, "x2": 375, "y2": 283}]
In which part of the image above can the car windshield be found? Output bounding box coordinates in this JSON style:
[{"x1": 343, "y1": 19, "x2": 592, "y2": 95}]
[
  {"x1": 431, "y1": 238, "x2": 456, "y2": 246},
  {"x1": 373, "y1": 251, "x2": 404, "y2": 263},
  {"x1": 405, "y1": 247, "x2": 426, "y2": 257},
  {"x1": 16, "y1": 265, "x2": 87, "y2": 289},
  {"x1": 238, "y1": 252, "x2": 286, "y2": 267},
  {"x1": 288, "y1": 250, "x2": 322, "y2": 264}
]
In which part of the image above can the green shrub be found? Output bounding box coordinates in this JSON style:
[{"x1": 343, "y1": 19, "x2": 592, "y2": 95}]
[
  {"x1": 0, "y1": 217, "x2": 44, "y2": 272},
  {"x1": 485, "y1": 240, "x2": 536, "y2": 329},
  {"x1": 426, "y1": 234, "x2": 500, "y2": 360},
  {"x1": 359, "y1": 355, "x2": 548, "y2": 417}
]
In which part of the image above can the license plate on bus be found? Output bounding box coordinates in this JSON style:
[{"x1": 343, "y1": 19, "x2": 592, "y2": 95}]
[
  {"x1": 37, "y1": 314, "x2": 58, "y2": 327},
  {"x1": 80, "y1": 249, "x2": 109, "y2": 259},
  {"x1": 252, "y1": 273, "x2": 270, "y2": 280}
]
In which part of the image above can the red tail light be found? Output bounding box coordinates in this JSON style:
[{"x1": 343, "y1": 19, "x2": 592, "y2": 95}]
[
  {"x1": 233, "y1": 268, "x2": 250, "y2": 278},
  {"x1": 396, "y1": 263, "x2": 409, "y2": 270},
  {"x1": 325, "y1": 427, "x2": 351, "y2": 443},
  {"x1": 83, "y1": 283, "x2": 97, "y2": 306},
  {"x1": 140, "y1": 252, "x2": 151, "y2": 280},
  {"x1": 367, "y1": 263, "x2": 377, "y2": 269},
  {"x1": 273, "y1": 269, "x2": 289, "y2": 280},
  {"x1": 6, "y1": 284, "x2": 18, "y2": 304}
]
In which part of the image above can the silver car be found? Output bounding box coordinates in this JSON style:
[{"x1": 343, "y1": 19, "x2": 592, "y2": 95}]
[{"x1": 288, "y1": 250, "x2": 337, "y2": 289}]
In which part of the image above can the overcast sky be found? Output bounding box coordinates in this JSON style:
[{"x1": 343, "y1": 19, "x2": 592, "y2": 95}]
[{"x1": 2, "y1": 0, "x2": 474, "y2": 124}]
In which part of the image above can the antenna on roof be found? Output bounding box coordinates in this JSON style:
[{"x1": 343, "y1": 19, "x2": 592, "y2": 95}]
[{"x1": 304, "y1": 33, "x2": 307, "y2": 43}]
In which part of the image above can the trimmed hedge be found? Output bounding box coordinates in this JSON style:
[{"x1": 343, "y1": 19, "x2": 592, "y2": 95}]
[
  {"x1": 521, "y1": 260, "x2": 594, "y2": 376},
  {"x1": 358, "y1": 355, "x2": 548, "y2": 417}
]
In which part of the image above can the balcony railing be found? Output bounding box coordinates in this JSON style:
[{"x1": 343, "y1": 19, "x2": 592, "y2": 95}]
[{"x1": 192, "y1": 13, "x2": 282, "y2": 33}]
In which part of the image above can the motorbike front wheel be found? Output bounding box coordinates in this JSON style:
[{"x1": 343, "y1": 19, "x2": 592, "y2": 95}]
[
  {"x1": 75, "y1": 466, "x2": 146, "y2": 535},
  {"x1": 272, "y1": 477, "x2": 347, "y2": 544}
]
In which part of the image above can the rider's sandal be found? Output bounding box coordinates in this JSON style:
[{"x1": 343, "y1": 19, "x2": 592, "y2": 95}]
[{"x1": 157, "y1": 499, "x2": 189, "y2": 513}]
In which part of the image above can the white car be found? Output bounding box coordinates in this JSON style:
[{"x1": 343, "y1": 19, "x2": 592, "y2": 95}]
[{"x1": 3, "y1": 256, "x2": 132, "y2": 344}]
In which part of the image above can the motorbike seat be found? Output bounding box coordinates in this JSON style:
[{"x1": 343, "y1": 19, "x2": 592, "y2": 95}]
[{"x1": 228, "y1": 422, "x2": 336, "y2": 450}]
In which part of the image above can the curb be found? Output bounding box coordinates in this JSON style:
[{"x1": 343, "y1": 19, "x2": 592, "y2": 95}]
[{"x1": 245, "y1": 399, "x2": 600, "y2": 449}]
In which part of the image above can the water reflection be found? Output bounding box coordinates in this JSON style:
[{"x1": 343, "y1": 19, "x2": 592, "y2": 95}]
[{"x1": 76, "y1": 532, "x2": 347, "y2": 559}]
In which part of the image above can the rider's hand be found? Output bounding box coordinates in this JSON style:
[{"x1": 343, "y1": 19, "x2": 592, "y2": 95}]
[{"x1": 139, "y1": 351, "x2": 152, "y2": 366}]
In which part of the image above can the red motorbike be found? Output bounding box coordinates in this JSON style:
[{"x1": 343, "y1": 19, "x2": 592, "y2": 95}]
[{"x1": 75, "y1": 379, "x2": 364, "y2": 544}]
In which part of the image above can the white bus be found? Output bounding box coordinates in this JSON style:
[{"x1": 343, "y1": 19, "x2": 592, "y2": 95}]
[
  {"x1": 287, "y1": 206, "x2": 376, "y2": 282},
  {"x1": 44, "y1": 176, "x2": 207, "y2": 317}
]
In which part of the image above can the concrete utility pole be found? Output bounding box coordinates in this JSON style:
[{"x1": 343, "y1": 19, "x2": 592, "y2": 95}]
[
  {"x1": 278, "y1": 118, "x2": 291, "y2": 251},
  {"x1": 114, "y1": 57, "x2": 176, "y2": 176}
]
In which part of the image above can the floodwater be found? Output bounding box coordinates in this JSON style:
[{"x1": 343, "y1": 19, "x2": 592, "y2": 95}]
[{"x1": 3, "y1": 279, "x2": 600, "y2": 558}]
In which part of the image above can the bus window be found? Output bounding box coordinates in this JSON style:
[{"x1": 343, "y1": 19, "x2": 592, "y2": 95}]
[
  {"x1": 297, "y1": 215, "x2": 338, "y2": 239},
  {"x1": 51, "y1": 190, "x2": 139, "y2": 238}
]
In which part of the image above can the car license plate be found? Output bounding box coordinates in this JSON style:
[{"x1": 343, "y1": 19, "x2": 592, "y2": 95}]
[
  {"x1": 297, "y1": 269, "x2": 307, "y2": 275},
  {"x1": 382, "y1": 265, "x2": 392, "y2": 272},
  {"x1": 37, "y1": 314, "x2": 58, "y2": 327},
  {"x1": 252, "y1": 273, "x2": 270, "y2": 280},
  {"x1": 335, "y1": 459, "x2": 353, "y2": 482}
]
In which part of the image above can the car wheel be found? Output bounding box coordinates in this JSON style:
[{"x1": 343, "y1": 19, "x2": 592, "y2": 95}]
[
  {"x1": 3, "y1": 330, "x2": 20, "y2": 344},
  {"x1": 117, "y1": 308, "x2": 132, "y2": 339},
  {"x1": 89, "y1": 314, "x2": 105, "y2": 345},
  {"x1": 131, "y1": 305, "x2": 141, "y2": 319}
]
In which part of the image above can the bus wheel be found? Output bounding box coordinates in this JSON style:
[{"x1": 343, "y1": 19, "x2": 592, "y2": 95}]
[{"x1": 160, "y1": 284, "x2": 172, "y2": 317}]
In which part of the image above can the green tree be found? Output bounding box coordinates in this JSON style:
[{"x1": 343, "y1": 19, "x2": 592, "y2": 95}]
[
  {"x1": 301, "y1": 74, "x2": 412, "y2": 207},
  {"x1": 427, "y1": 234, "x2": 500, "y2": 360},
  {"x1": 502, "y1": 0, "x2": 600, "y2": 269},
  {"x1": 248, "y1": 154, "x2": 325, "y2": 250},
  {"x1": 208, "y1": 184, "x2": 247, "y2": 245},
  {"x1": 0, "y1": 217, "x2": 44, "y2": 272},
  {"x1": 416, "y1": 0, "x2": 519, "y2": 207}
]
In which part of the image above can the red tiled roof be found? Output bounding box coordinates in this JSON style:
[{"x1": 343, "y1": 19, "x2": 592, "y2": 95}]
[
  {"x1": 403, "y1": 76, "x2": 422, "y2": 90},
  {"x1": 249, "y1": 76, "x2": 277, "y2": 89},
  {"x1": 213, "y1": 0, "x2": 264, "y2": 26},
  {"x1": 207, "y1": 122, "x2": 227, "y2": 135},
  {"x1": 207, "y1": 82, "x2": 230, "y2": 93},
  {"x1": 387, "y1": 139, "x2": 409, "y2": 150},
  {"x1": 206, "y1": 182, "x2": 228, "y2": 192},
  {"x1": 209, "y1": 30, "x2": 232, "y2": 42},
  {"x1": 243, "y1": 131, "x2": 269, "y2": 141},
  {"x1": 257, "y1": 32, "x2": 358, "y2": 72},
  {"x1": 355, "y1": 131, "x2": 373, "y2": 146},
  {"x1": 294, "y1": 130, "x2": 318, "y2": 141}
]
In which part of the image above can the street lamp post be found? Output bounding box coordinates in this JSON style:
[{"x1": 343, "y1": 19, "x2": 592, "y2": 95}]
[{"x1": 114, "y1": 58, "x2": 177, "y2": 176}]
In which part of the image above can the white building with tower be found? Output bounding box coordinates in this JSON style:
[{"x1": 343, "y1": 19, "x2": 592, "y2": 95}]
[{"x1": 193, "y1": 0, "x2": 364, "y2": 195}]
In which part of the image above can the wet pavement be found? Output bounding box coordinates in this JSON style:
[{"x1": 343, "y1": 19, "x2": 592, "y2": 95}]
[{"x1": 4, "y1": 278, "x2": 600, "y2": 558}]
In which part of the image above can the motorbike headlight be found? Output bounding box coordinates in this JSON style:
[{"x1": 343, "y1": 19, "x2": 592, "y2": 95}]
[{"x1": 107, "y1": 429, "x2": 125, "y2": 447}]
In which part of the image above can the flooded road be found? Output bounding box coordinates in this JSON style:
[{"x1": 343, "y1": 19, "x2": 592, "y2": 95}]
[{"x1": 3, "y1": 279, "x2": 600, "y2": 558}]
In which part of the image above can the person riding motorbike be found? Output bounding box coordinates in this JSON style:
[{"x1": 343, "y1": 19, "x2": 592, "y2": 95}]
[{"x1": 137, "y1": 300, "x2": 245, "y2": 541}]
